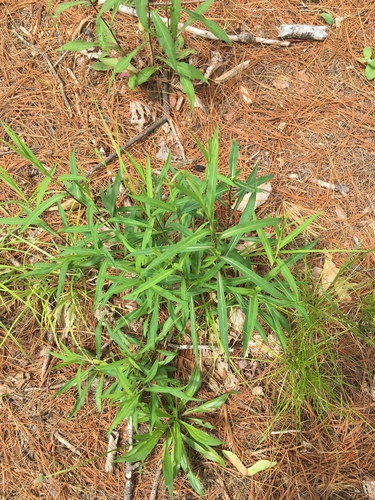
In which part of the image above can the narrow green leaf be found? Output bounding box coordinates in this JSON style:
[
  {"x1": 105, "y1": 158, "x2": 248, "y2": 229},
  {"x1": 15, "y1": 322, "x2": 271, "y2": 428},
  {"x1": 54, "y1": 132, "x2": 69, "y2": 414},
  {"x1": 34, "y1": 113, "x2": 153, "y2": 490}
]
[
  {"x1": 69, "y1": 372, "x2": 97, "y2": 418},
  {"x1": 109, "y1": 395, "x2": 140, "y2": 434},
  {"x1": 181, "y1": 421, "x2": 222, "y2": 446},
  {"x1": 95, "y1": 57, "x2": 120, "y2": 69},
  {"x1": 186, "y1": 469, "x2": 204, "y2": 497},
  {"x1": 205, "y1": 126, "x2": 219, "y2": 222},
  {"x1": 134, "y1": 0, "x2": 149, "y2": 30},
  {"x1": 180, "y1": 0, "x2": 214, "y2": 28},
  {"x1": 98, "y1": 0, "x2": 122, "y2": 16},
  {"x1": 125, "y1": 269, "x2": 175, "y2": 299},
  {"x1": 217, "y1": 272, "x2": 229, "y2": 359},
  {"x1": 108, "y1": 47, "x2": 141, "y2": 91},
  {"x1": 221, "y1": 255, "x2": 285, "y2": 299},
  {"x1": 276, "y1": 213, "x2": 320, "y2": 251},
  {"x1": 256, "y1": 226, "x2": 275, "y2": 266},
  {"x1": 176, "y1": 62, "x2": 208, "y2": 83},
  {"x1": 182, "y1": 9, "x2": 232, "y2": 44},
  {"x1": 220, "y1": 219, "x2": 279, "y2": 239},
  {"x1": 151, "y1": 11, "x2": 178, "y2": 70},
  {"x1": 189, "y1": 296, "x2": 199, "y2": 362},
  {"x1": 57, "y1": 40, "x2": 100, "y2": 52},
  {"x1": 163, "y1": 441, "x2": 174, "y2": 497},
  {"x1": 128, "y1": 66, "x2": 159, "y2": 89},
  {"x1": 91, "y1": 61, "x2": 113, "y2": 71},
  {"x1": 2, "y1": 123, "x2": 48, "y2": 169},
  {"x1": 179, "y1": 74, "x2": 195, "y2": 109},
  {"x1": 148, "y1": 294, "x2": 160, "y2": 348},
  {"x1": 228, "y1": 140, "x2": 239, "y2": 178},
  {"x1": 0, "y1": 166, "x2": 27, "y2": 201},
  {"x1": 54, "y1": 0, "x2": 90, "y2": 16},
  {"x1": 17, "y1": 193, "x2": 66, "y2": 233},
  {"x1": 117, "y1": 426, "x2": 166, "y2": 462},
  {"x1": 172, "y1": 421, "x2": 183, "y2": 469},
  {"x1": 146, "y1": 385, "x2": 199, "y2": 401},
  {"x1": 184, "y1": 365, "x2": 202, "y2": 398},
  {"x1": 243, "y1": 294, "x2": 258, "y2": 355},
  {"x1": 132, "y1": 194, "x2": 175, "y2": 212},
  {"x1": 170, "y1": 0, "x2": 181, "y2": 38},
  {"x1": 183, "y1": 392, "x2": 231, "y2": 415},
  {"x1": 95, "y1": 374, "x2": 105, "y2": 412},
  {"x1": 182, "y1": 435, "x2": 225, "y2": 466},
  {"x1": 143, "y1": 229, "x2": 210, "y2": 274}
]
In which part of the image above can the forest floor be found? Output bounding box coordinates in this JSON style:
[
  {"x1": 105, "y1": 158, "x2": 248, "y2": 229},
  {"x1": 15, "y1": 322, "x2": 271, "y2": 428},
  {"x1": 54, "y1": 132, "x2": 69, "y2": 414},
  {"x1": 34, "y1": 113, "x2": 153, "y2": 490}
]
[{"x1": 1, "y1": 1, "x2": 375, "y2": 499}]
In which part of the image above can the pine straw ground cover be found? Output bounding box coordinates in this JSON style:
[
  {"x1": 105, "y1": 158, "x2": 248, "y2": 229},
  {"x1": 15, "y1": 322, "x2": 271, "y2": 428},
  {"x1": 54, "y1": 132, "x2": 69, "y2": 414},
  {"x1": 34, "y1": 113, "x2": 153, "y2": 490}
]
[{"x1": 1, "y1": 0, "x2": 375, "y2": 499}]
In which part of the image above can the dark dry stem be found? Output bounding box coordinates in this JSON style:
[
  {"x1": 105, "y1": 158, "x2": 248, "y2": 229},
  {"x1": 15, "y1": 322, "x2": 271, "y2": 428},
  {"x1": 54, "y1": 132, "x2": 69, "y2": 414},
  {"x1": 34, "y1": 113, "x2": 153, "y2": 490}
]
[
  {"x1": 86, "y1": 79, "x2": 171, "y2": 178},
  {"x1": 84, "y1": 115, "x2": 169, "y2": 178}
]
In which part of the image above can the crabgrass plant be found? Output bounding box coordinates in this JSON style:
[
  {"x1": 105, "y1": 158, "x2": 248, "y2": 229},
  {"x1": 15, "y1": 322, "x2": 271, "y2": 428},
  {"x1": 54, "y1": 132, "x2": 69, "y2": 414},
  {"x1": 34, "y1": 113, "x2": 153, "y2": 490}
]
[{"x1": 0, "y1": 125, "x2": 320, "y2": 495}]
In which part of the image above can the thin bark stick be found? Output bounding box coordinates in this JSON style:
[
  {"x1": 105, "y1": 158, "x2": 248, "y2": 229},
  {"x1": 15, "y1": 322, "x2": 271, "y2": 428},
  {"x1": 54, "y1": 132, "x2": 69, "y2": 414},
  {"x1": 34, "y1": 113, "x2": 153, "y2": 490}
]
[
  {"x1": 149, "y1": 464, "x2": 163, "y2": 500},
  {"x1": 85, "y1": 115, "x2": 168, "y2": 178}
]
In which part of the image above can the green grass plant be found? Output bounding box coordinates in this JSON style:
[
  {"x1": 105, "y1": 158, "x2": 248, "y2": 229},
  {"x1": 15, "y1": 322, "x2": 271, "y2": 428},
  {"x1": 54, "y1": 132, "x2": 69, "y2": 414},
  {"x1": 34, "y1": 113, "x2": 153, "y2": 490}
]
[
  {"x1": 1, "y1": 123, "x2": 327, "y2": 495},
  {"x1": 54, "y1": 0, "x2": 232, "y2": 107}
]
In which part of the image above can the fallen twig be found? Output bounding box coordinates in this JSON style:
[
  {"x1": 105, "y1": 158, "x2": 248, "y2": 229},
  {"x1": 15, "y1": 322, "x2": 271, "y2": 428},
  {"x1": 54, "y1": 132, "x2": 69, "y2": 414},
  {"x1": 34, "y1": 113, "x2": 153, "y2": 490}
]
[
  {"x1": 278, "y1": 24, "x2": 327, "y2": 41},
  {"x1": 149, "y1": 464, "x2": 163, "y2": 500},
  {"x1": 13, "y1": 31, "x2": 72, "y2": 114},
  {"x1": 86, "y1": 75, "x2": 172, "y2": 178},
  {"x1": 214, "y1": 60, "x2": 252, "y2": 83},
  {"x1": 97, "y1": 1, "x2": 290, "y2": 47},
  {"x1": 310, "y1": 177, "x2": 350, "y2": 195},
  {"x1": 124, "y1": 416, "x2": 140, "y2": 500},
  {"x1": 54, "y1": 432, "x2": 81, "y2": 456},
  {"x1": 288, "y1": 174, "x2": 350, "y2": 196},
  {"x1": 85, "y1": 115, "x2": 168, "y2": 178}
]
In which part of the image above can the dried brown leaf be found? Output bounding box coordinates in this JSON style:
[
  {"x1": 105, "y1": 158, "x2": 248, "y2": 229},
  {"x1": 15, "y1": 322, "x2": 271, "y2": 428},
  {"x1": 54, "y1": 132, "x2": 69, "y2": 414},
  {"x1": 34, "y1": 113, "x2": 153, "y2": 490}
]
[{"x1": 233, "y1": 181, "x2": 272, "y2": 212}]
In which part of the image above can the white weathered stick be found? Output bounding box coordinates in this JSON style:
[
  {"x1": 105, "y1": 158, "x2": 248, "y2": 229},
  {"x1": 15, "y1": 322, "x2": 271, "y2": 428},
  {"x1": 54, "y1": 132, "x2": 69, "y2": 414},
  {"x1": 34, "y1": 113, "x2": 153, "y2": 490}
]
[
  {"x1": 278, "y1": 24, "x2": 327, "y2": 41},
  {"x1": 310, "y1": 177, "x2": 350, "y2": 194},
  {"x1": 214, "y1": 60, "x2": 252, "y2": 83},
  {"x1": 124, "y1": 416, "x2": 140, "y2": 500},
  {"x1": 105, "y1": 431, "x2": 119, "y2": 473},
  {"x1": 54, "y1": 432, "x2": 81, "y2": 456},
  {"x1": 98, "y1": 1, "x2": 290, "y2": 46}
]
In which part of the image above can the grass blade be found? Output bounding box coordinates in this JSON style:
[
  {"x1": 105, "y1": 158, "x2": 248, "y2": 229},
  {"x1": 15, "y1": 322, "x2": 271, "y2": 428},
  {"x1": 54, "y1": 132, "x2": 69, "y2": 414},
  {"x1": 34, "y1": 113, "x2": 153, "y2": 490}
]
[
  {"x1": 151, "y1": 11, "x2": 178, "y2": 70},
  {"x1": 243, "y1": 294, "x2": 258, "y2": 355},
  {"x1": 217, "y1": 271, "x2": 229, "y2": 359},
  {"x1": 205, "y1": 126, "x2": 219, "y2": 223}
]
